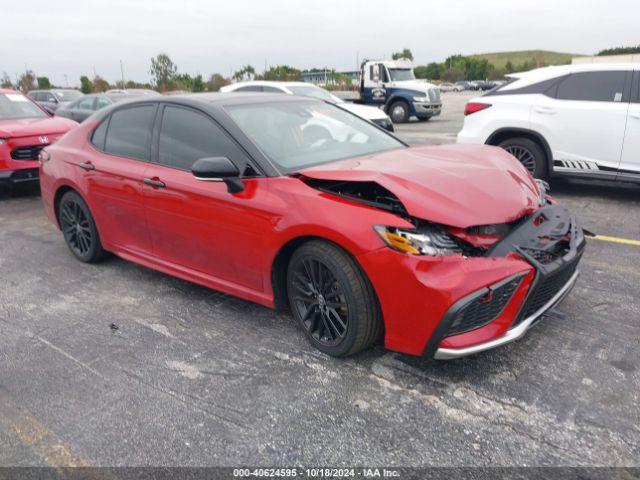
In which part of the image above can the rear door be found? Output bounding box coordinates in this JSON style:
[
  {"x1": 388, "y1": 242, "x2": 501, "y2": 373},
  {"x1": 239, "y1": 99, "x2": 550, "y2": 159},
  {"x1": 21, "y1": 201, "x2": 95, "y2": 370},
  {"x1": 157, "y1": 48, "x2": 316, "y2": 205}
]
[
  {"x1": 81, "y1": 104, "x2": 156, "y2": 254},
  {"x1": 532, "y1": 69, "x2": 631, "y2": 174},
  {"x1": 618, "y1": 71, "x2": 640, "y2": 179},
  {"x1": 142, "y1": 104, "x2": 269, "y2": 291}
]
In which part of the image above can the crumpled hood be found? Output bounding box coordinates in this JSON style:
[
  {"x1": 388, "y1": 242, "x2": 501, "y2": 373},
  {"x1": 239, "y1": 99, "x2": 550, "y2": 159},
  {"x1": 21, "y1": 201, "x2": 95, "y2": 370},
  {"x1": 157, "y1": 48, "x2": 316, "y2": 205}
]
[
  {"x1": 299, "y1": 144, "x2": 540, "y2": 228},
  {"x1": 0, "y1": 116, "x2": 77, "y2": 139}
]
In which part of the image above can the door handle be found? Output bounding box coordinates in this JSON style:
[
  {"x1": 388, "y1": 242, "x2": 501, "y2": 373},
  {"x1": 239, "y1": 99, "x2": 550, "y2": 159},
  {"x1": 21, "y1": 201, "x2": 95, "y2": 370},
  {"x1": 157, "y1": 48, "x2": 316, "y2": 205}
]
[
  {"x1": 534, "y1": 107, "x2": 557, "y2": 115},
  {"x1": 79, "y1": 162, "x2": 94, "y2": 171},
  {"x1": 144, "y1": 177, "x2": 165, "y2": 188}
]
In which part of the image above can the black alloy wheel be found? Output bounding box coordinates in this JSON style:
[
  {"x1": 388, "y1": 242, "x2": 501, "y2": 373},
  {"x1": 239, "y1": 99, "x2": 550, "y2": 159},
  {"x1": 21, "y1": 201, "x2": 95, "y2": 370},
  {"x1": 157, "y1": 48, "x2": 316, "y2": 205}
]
[
  {"x1": 287, "y1": 240, "x2": 382, "y2": 357},
  {"x1": 58, "y1": 191, "x2": 107, "y2": 263}
]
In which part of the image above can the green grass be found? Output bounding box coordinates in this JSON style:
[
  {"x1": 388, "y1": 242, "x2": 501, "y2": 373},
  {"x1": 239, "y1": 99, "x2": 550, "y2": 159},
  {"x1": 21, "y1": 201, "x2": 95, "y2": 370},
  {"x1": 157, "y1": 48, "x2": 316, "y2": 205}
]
[{"x1": 470, "y1": 50, "x2": 583, "y2": 69}]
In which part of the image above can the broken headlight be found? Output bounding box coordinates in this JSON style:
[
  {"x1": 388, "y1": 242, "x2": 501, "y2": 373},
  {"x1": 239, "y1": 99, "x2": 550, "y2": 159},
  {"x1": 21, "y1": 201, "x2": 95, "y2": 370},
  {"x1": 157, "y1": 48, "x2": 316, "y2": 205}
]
[
  {"x1": 374, "y1": 225, "x2": 460, "y2": 256},
  {"x1": 535, "y1": 178, "x2": 550, "y2": 206}
]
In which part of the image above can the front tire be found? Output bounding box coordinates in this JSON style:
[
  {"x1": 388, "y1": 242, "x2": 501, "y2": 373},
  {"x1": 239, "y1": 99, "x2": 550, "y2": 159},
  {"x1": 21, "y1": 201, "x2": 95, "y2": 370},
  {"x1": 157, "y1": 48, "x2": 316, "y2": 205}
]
[
  {"x1": 286, "y1": 241, "x2": 382, "y2": 357},
  {"x1": 498, "y1": 137, "x2": 547, "y2": 179},
  {"x1": 388, "y1": 101, "x2": 410, "y2": 123},
  {"x1": 58, "y1": 191, "x2": 107, "y2": 263}
]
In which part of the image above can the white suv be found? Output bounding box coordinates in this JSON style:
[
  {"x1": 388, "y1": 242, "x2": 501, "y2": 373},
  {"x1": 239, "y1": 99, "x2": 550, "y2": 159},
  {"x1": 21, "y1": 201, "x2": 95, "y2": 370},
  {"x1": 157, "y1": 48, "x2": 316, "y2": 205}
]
[
  {"x1": 457, "y1": 64, "x2": 639, "y2": 183},
  {"x1": 221, "y1": 81, "x2": 394, "y2": 132}
]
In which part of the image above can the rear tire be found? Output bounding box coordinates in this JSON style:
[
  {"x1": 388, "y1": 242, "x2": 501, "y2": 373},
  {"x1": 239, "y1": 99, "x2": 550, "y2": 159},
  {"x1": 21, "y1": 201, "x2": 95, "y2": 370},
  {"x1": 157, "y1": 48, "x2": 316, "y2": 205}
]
[
  {"x1": 388, "y1": 101, "x2": 410, "y2": 123},
  {"x1": 498, "y1": 137, "x2": 547, "y2": 179},
  {"x1": 286, "y1": 240, "x2": 382, "y2": 357},
  {"x1": 58, "y1": 191, "x2": 108, "y2": 263}
]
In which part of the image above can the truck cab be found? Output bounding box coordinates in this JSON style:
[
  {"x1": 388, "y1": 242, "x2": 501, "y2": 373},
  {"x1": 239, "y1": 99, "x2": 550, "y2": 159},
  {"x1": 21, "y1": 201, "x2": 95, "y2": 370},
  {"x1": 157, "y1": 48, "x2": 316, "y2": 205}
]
[{"x1": 358, "y1": 60, "x2": 442, "y2": 123}]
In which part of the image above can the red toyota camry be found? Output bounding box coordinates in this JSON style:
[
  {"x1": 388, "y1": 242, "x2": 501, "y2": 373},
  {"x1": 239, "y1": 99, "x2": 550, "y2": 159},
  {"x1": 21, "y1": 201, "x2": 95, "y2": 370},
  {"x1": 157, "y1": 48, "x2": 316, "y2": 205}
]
[
  {"x1": 39, "y1": 93, "x2": 586, "y2": 359},
  {"x1": 0, "y1": 89, "x2": 76, "y2": 186}
]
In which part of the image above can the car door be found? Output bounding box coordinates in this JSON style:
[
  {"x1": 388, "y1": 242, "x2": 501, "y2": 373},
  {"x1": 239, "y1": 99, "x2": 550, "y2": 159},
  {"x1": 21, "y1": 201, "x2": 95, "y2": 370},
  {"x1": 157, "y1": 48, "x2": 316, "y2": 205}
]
[
  {"x1": 532, "y1": 70, "x2": 631, "y2": 173},
  {"x1": 80, "y1": 104, "x2": 156, "y2": 254},
  {"x1": 142, "y1": 104, "x2": 271, "y2": 291},
  {"x1": 618, "y1": 71, "x2": 640, "y2": 179}
]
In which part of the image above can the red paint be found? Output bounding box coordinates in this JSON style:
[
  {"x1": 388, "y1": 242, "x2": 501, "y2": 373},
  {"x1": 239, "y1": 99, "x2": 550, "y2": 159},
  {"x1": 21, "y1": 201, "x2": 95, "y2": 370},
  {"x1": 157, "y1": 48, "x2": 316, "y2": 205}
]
[
  {"x1": 41, "y1": 118, "x2": 550, "y2": 357},
  {"x1": 0, "y1": 89, "x2": 76, "y2": 177}
]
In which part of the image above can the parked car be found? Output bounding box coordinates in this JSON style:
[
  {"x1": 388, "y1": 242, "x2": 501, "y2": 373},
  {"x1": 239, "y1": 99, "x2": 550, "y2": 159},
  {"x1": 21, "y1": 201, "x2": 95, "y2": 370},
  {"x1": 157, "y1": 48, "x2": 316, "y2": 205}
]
[
  {"x1": 458, "y1": 63, "x2": 639, "y2": 182},
  {"x1": 0, "y1": 89, "x2": 76, "y2": 186},
  {"x1": 40, "y1": 94, "x2": 585, "y2": 359},
  {"x1": 27, "y1": 89, "x2": 83, "y2": 114},
  {"x1": 221, "y1": 81, "x2": 394, "y2": 131},
  {"x1": 105, "y1": 89, "x2": 160, "y2": 96},
  {"x1": 455, "y1": 81, "x2": 477, "y2": 91},
  {"x1": 439, "y1": 82, "x2": 463, "y2": 92},
  {"x1": 55, "y1": 93, "x2": 117, "y2": 122}
]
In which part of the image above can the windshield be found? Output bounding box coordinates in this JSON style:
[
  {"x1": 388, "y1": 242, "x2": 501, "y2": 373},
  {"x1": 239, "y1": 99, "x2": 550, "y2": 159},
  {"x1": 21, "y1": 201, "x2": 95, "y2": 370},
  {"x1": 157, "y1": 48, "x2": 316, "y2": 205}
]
[
  {"x1": 0, "y1": 93, "x2": 48, "y2": 119},
  {"x1": 287, "y1": 86, "x2": 342, "y2": 104},
  {"x1": 388, "y1": 68, "x2": 415, "y2": 82},
  {"x1": 54, "y1": 90, "x2": 83, "y2": 102},
  {"x1": 226, "y1": 100, "x2": 404, "y2": 172}
]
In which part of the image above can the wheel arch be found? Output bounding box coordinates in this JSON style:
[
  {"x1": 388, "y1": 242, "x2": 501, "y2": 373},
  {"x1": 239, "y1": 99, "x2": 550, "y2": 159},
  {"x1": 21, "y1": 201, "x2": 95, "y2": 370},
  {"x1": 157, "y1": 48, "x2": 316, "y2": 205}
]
[
  {"x1": 270, "y1": 235, "x2": 379, "y2": 313},
  {"x1": 53, "y1": 184, "x2": 80, "y2": 229},
  {"x1": 486, "y1": 128, "x2": 553, "y2": 177}
]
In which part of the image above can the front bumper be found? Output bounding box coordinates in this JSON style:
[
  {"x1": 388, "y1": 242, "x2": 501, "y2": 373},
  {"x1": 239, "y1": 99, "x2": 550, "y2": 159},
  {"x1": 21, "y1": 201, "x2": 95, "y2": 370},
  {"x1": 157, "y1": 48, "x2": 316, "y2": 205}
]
[
  {"x1": 413, "y1": 102, "x2": 442, "y2": 117},
  {"x1": 358, "y1": 204, "x2": 585, "y2": 359},
  {"x1": 0, "y1": 167, "x2": 40, "y2": 184},
  {"x1": 434, "y1": 269, "x2": 579, "y2": 359}
]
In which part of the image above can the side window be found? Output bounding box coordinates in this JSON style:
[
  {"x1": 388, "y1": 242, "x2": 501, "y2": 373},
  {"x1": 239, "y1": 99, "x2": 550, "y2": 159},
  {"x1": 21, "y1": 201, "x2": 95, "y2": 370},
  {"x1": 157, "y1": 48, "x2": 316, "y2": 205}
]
[
  {"x1": 235, "y1": 86, "x2": 263, "y2": 92},
  {"x1": 78, "y1": 97, "x2": 95, "y2": 110},
  {"x1": 91, "y1": 119, "x2": 108, "y2": 150},
  {"x1": 380, "y1": 65, "x2": 389, "y2": 83},
  {"x1": 45, "y1": 92, "x2": 57, "y2": 102},
  {"x1": 95, "y1": 97, "x2": 111, "y2": 109},
  {"x1": 556, "y1": 71, "x2": 629, "y2": 102},
  {"x1": 262, "y1": 86, "x2": 284, "y2": 93},
  {"x1": 158, "y1": 106, "x2": 249, "y2": 172},
  {"x1": 104, "y1": 105, "x2": 155, "y2": 160}
]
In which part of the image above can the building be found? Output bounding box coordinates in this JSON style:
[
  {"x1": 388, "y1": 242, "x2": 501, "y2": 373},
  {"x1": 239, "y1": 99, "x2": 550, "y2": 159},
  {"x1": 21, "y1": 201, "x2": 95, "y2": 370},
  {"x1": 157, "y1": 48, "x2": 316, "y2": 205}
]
[{"x1": 572, "y1": 54, "x2": 640, "y2": 64}]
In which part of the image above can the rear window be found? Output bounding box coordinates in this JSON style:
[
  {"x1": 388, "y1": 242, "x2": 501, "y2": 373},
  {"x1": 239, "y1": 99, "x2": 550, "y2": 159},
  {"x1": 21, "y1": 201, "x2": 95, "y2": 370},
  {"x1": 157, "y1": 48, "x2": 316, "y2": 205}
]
[
  {"x1": 556, "y1": 71, "x2": 629, "y2": 103},
  {"x1": 0, "y1": 93, "x2": 48, "y2": 119},
  {"x1": 103, "y1": 105, "x2": 156, "y2": 160}
]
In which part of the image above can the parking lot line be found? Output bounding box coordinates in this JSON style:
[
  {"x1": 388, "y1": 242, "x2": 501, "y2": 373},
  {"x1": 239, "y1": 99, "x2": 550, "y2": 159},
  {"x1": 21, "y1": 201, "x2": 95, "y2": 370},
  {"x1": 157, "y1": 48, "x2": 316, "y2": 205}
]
[
  {"x1": 592, "y1": 235, "x2": 640, "y2": 247},
  {"x1": 0, "y1": 389, "x2": 92, "y2": 470}
]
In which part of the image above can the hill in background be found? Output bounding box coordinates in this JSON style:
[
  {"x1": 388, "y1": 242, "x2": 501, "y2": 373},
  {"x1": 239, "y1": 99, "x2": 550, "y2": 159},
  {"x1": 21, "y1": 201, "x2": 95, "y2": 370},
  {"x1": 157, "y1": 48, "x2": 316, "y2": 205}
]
[{"x1": 470, "y1": 50, "x2": 583, "y2": 69}]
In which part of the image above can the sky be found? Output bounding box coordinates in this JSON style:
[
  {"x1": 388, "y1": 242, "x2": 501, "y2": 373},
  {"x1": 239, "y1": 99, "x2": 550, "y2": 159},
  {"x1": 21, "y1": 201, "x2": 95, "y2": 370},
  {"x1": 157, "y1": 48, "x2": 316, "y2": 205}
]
[{"x1": 1, "y1": 0, "x2": 637, "y2": 86}]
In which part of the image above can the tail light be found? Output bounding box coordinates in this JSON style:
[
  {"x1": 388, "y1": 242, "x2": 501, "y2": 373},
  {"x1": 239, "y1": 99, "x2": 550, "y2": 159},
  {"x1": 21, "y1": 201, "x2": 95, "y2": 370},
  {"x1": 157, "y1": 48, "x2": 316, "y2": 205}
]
[{"x1": 464, "y1": 102, "x2": 492, "y2": 116}]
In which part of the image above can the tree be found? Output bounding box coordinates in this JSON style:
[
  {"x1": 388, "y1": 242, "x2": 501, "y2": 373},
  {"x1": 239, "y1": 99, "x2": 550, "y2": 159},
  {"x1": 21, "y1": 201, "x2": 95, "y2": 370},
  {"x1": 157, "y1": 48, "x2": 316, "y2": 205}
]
[
  {"x1": 391, "y1": 48, "x2": 413, "y2": 61},
  {"x1": 150, "y1": 53, "x2": 178, "y2": 91},
  {"x1": 207, "y1": 73, "x2": 230, "y2": 91},
  {"x1": 258, "y1": 65, "x2": 302, "y2": 81},
  {"x1": 37, "y1": 76, "x2": 51, "y2": 89},
  {"x1": 232, "y1": 65, "x2": 255, "y2": 82},
  {"x1": 414, "y1": 62, "x2": 444, "y2": 80},
  {"x1": 92, "y1": 75, "x2": 110, "y2": 92},
  {"x1": 80, "y1": 76, "x2": 94, "y2": 94},
  {"x1": 1, "y1": 72, "x2": 12, "y2": 89},
  {"x1": 17, "y1": 70, "x2": 37, "y2": 93},
  {"x1": 504, "y1": 61, "x2": 515, "y2": 74},
  {"x1": 597, "y1": 45, "x2": 640, "y2": 56},
  {"x1": 441, "y1": 66, "x2": 465, "y2": 82},
  {"x1": 191, "y1": 74, "x2": 204, "y2": 92}
]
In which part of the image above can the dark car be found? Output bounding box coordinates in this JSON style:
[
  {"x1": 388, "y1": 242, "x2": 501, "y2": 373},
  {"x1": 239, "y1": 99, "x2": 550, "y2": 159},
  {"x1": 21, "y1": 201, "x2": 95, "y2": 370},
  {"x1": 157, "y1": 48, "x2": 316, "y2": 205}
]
[
  {"x1": 55, "y1": 94, "x2": 127, "y2": 123},
  {"x1": 27, "y1": 89, "x2": 83, "y2": 114},
  {"x1": 39, "y1": 93, "x2": 585, "y2": 359}
]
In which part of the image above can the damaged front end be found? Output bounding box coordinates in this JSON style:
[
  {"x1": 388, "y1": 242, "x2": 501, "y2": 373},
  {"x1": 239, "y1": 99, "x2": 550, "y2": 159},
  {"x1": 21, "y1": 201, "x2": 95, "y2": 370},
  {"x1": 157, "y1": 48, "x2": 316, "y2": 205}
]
[{"x1": 301, "y1": 175, "x2": 586, "y2": 359}]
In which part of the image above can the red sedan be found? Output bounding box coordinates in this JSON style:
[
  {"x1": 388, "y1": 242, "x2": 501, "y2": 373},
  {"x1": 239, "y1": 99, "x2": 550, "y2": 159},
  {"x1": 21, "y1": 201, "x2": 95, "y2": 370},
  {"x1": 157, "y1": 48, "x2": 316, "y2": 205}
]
[
  {"x1": 0, "y1": 89, "x2": 76, "y2": 186},
  {"x1": 39, "y1": 93, "x2": 586, "y2": 359}
]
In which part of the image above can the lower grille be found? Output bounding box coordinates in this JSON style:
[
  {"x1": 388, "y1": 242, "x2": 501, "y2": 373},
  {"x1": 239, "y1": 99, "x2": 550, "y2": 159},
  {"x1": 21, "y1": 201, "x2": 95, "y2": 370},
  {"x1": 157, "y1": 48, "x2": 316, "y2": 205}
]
[
  {"x1": 519, "y1": 256, "x2": 580, "y2": 321},
  {"x1": 10, "y1": 145, "x2": 46, "y2": 161},
  {"x1": 446, "y1": 276, "x2": 522, "y2": 337}
]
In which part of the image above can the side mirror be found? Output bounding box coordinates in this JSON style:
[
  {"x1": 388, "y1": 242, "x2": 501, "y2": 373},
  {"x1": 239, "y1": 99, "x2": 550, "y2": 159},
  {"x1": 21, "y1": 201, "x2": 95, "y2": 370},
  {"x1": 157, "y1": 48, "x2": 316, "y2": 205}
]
[{"x1": 191, "y1": 157, "x2": 245, "y2": 193}]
